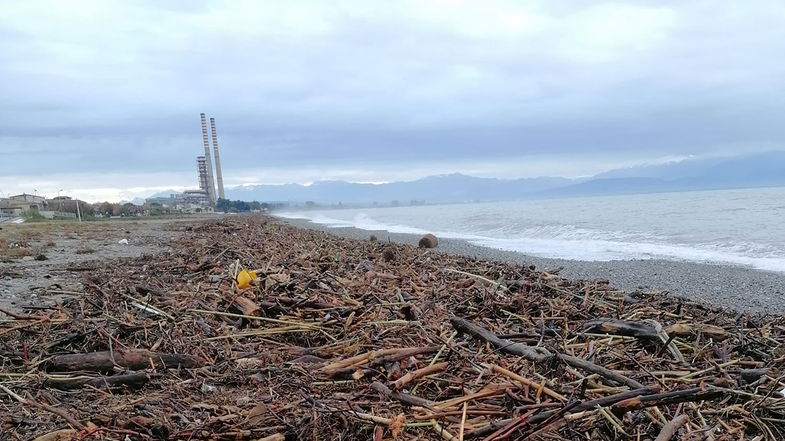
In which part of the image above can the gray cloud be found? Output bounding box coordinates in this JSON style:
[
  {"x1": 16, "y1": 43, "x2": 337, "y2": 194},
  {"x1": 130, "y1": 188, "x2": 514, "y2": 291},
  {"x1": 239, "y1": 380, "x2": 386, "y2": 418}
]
[{"x1": 2, "y1": 0, "x2": 785, "y2": 201}]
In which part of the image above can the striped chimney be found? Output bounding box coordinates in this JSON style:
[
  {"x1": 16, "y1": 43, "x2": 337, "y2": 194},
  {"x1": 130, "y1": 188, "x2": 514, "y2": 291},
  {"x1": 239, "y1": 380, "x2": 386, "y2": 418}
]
[
  {"x1": 209, "y1": 117, "x2": 225, "y2": 199},
  {"x1": 199, "y1": 113, "x2": 216, "y2": 203}
]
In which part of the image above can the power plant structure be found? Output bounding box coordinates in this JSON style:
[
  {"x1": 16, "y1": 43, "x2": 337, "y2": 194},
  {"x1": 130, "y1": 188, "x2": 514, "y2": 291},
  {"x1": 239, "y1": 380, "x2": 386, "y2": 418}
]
[
  {"x1": 196, "y1": 112, "x2": 226, "y2": 205},
  {"x1": 145, "y1": 113, "x2": 226, "y2": 212}
]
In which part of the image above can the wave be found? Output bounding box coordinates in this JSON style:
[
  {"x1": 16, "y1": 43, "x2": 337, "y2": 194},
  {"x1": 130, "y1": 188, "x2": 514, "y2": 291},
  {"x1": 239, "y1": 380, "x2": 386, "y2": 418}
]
[{"x1": 275, "y1": 211, "x2": 785, "y2": 273}]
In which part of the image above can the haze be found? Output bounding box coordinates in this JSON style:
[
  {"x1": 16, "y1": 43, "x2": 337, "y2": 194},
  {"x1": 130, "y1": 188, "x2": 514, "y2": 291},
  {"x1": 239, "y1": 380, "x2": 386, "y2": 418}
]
[{"x1": 2, "y1": 0, "x2": 785, "y2": 202}]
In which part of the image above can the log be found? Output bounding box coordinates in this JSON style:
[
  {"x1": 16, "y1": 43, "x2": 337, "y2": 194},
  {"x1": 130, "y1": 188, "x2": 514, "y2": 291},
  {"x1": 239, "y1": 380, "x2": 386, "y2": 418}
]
[
  {"x1": 48, "y1": 349, "x2": 202, "y2": 372},
  {"x1": 418, "y1": 234, "x2": 438, "y2": 248}
]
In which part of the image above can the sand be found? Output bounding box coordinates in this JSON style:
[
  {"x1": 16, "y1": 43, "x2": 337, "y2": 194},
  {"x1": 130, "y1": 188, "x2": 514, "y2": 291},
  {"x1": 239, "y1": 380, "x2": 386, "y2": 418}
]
[
  {"x1": 282, "y1": 217, "x2": 785, "y2": 314},
  {"x1": 0, "y1": 216, "x2": 216, "y2": 310}
]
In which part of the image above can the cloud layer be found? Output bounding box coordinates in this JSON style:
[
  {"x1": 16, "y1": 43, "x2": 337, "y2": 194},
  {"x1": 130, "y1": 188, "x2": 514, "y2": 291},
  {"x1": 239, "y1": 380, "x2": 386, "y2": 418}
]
[{"x1": 2, "y1": 0, "x2": 784, "y2": 201}]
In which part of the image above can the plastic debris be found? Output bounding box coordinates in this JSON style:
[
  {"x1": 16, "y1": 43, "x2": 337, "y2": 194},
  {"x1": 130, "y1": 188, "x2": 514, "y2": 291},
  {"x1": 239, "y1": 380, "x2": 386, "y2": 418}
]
[
  {"x1": 236, "y1": 268, "x2": 257, "y2": 289},
  {"x1": 118, "y1": 239, "x2": 129, "y2": 245}
]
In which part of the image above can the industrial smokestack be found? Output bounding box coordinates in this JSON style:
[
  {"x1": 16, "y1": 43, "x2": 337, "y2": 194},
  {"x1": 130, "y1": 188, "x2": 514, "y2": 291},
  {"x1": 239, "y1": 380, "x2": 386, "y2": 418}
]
[
  {"x1": 199, "y1": 113, "x2": 216, "y2": 203},
  {"x1": 209, "y1": 117, "x2": 225, "y2": 200}
]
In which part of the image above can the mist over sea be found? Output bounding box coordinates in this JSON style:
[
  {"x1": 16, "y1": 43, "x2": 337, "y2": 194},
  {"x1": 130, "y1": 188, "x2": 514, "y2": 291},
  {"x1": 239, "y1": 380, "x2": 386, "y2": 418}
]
[{"x1": 277, "y1": 187, "x2": 785, "y2": 273}]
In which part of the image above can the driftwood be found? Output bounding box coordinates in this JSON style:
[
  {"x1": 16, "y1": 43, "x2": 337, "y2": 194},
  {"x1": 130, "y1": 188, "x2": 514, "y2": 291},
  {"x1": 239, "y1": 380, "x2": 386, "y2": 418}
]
[
  {"x1": 393, "y1": 362, "x2": 448, "y2": 390},
  {"x1": 464, "y1": 386, "x2": 661, "y2": 439},
  {"x1": 584, "y1": 318, "x2": 685, "y2": 363},
  {"x1": 450, "y1": 316, "x2": 551, "y2": 362},
  {"x1": 611, "y1": 387, "x2": 727, "y2": 415},
  {"x1": 451, "y1": 316, "x2": 645, "y2": 389},
  {"x1": 583, "y1": 318, "x2": 659, "y2": 338},
  {"x1": 371, "y1": 381, "x2": 435, "y2": 409},
  {"x1": 4, "y1": 215, "x2": 785, "y2": 440},
  {"x1": 233, "y1": 296, "x2": 262, "y2": 317},
  {"x1": 666, "y1": 322, "x2": 727, "y2": 339},
  {"x1": 654, "y1": 414, "x2": 690, "y2": 441},
  {"x1": 45, "y1": 372, "x2": 153, "y2": 390},
  {"x1": 48, "y1": 350, "x2": 202, "y2": 372}
]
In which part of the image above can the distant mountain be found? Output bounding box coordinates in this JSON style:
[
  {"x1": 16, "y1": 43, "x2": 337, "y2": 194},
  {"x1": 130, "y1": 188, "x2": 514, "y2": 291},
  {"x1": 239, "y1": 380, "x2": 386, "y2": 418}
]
[
  {"x1": 197, "y1": 151, "x2": 785, "y2": 204},
  {"x1": 226, "y1": 174, "x2": 574, "y2": 204},
  {"x1": 119, "y1": 197, "x2": 147, "y2": 206},
  {"x1": 147, "y1": 190, "x2": 180, "y2": 198},
  {"x1": 546, "y1": 151, "x2": 785, "y2": 197}
]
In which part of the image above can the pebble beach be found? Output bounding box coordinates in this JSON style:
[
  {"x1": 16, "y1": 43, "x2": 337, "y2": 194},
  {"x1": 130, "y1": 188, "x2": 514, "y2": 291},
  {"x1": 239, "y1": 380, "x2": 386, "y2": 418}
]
[{"x1": 283, "y1": 217, "x2": 785, "y2": 314}]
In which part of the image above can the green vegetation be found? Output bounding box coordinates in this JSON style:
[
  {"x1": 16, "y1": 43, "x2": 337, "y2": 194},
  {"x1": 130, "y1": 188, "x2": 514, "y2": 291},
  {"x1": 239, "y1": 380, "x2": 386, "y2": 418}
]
[
  {"x1": 216, "y1": 198, "x2": 264, "y2": 213},
  {"x1": 22, "y1": 210, "x2": 47, "y2": 222}
]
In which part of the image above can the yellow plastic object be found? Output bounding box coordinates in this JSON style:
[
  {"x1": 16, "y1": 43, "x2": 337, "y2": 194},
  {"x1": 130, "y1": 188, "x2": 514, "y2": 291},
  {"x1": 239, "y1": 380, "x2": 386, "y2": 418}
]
[{"x1": 236, "y1": 269, "x2": 257, "y2": 289}]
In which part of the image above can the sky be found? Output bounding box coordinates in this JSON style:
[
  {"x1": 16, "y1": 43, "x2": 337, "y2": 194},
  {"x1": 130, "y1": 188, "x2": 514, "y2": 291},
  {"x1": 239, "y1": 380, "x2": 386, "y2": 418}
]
[{"x1": 2, "y1": 0, "x2": 785, "y2": 202}]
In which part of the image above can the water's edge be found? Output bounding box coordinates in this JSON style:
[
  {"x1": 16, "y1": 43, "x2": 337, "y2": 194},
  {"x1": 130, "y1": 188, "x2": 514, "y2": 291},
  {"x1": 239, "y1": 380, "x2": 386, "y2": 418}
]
[{"x1": 281, "y1": 216, "x2": 785, "y2": 314}]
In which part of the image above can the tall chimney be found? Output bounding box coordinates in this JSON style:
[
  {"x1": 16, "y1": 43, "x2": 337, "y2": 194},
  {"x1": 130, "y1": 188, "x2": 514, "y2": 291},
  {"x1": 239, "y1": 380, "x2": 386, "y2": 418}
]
[
  {"x1": 209, "y1": 117, "x2": 225, "y2": 199},
  {"x1": 199, "y1": 113, "x2": 216, "y2": 203}
]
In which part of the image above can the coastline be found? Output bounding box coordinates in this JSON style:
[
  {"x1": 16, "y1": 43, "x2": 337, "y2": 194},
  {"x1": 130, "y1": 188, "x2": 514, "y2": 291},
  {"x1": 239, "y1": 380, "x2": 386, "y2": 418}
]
[{"x1": 281, "y1": 216, "x2": 785, "y2": 314}]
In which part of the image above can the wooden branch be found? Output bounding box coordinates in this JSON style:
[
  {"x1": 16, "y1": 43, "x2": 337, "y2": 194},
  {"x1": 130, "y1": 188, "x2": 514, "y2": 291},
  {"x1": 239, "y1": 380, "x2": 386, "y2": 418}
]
[
  {"x1": 0, "y1": 383, "x2": 86, "y2": 430},
  {"x1": 46, "y1": 372, "x2": 153, "y2": 390},
  {"x1": 233, "y1": 296, "x2": 261, "y2": 317},
  {"x1": 611, "y1": 387, "x2": 725, "y2": 416},
  {"x1": 393, "y1": 362, "x2": 448, "y2": 390},
  {"x1": 557, "y1": 354, "x2": 645, "y2": 389},
  {"x1": 583, "y1": 318, "x2": 658, "y2": 339},
  {"x1": 450, "y1": 316, "x2": 551, "y2": 362},
  {"x1": 48, "y1": 349, "x2": 203, "y2": 372},
  {"x1": 450, "y1": 316, "x2": 645, "y2": 389},
  {"x1": 486, "y1": 363, "x2": 567, "y2": 402},
  {"x1": 654, "y1": 414, "x2": 689, "y2": 441},
  {"x1": 321, "y1": 347, "x2": 438, "y2": 377},
  {"x1": 370, "y1": 381, "x2": 435, "y2": 409},
  {"x1": 464, "y1": 386, "x2": 660, "y2": 439}
]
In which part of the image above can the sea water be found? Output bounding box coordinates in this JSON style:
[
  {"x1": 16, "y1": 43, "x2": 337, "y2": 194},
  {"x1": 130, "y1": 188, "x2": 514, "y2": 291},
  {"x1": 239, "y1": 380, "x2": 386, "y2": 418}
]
[{"x1": 276, "y1": 187, "x2": 785, "y2": 272}]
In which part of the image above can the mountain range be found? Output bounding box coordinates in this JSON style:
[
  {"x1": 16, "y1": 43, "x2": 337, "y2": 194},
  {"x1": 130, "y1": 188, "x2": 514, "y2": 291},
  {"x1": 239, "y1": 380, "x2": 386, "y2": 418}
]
[{"x1": 155, "y1": 151, "x2": 785, "y2": 205}]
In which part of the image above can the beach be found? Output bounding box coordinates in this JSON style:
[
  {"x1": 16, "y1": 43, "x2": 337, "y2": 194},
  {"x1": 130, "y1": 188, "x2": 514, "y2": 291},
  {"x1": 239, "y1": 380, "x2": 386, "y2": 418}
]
[
  {"x1": 282, "y1": 217, "x2": 785, "y2": 314},
  {"x1": 2, "y1": 214, "x2": 785, "y2": 439}
]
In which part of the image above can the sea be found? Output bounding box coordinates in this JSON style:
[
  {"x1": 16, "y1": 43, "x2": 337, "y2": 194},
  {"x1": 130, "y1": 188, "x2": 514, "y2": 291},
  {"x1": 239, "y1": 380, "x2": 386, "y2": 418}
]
[{"x1": 275, "y1": 187, "x2": 785, "y2": 273}]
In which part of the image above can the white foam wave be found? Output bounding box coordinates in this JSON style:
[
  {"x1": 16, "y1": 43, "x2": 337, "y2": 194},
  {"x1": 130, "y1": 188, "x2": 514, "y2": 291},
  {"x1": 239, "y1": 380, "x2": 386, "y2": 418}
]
[{"x1": 276, "y1": 211, "x2": 785, "y2": 273}]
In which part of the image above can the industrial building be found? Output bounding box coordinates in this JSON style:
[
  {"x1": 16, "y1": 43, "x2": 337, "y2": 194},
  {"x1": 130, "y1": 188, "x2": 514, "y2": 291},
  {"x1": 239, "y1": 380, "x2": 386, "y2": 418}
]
[{"x1": 146, "y1": 113, "x2": 226, "y2": 212}]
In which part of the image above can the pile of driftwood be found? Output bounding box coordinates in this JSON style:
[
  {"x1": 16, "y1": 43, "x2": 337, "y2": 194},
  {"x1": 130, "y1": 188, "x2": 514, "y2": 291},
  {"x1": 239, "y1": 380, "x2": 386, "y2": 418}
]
[{"x1": 2, "y1": 215, "x2": 785, "y2": 440}]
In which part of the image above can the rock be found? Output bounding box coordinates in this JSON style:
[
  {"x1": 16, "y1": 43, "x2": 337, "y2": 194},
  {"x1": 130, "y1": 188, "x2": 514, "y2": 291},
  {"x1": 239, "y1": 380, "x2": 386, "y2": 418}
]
[
  {"x1": 418, "y1": 234, "x2": 438, "y2": 249},
  {"x1": 369, "y1": 234, "x2": 378, "y2": 242}
]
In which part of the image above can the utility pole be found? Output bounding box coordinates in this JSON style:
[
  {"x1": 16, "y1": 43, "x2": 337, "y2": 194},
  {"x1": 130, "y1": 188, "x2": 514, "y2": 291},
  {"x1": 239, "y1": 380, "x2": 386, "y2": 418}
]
[{"x1": 72, "y1": 192, "x2": 82, "y2": 222}]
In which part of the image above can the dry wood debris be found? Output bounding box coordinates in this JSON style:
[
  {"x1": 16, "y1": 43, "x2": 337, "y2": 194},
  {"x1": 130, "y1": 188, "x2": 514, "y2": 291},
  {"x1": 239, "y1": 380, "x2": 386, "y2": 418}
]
[{"x1": 2, "y1": 215, "x2": 785, "y2": 440}]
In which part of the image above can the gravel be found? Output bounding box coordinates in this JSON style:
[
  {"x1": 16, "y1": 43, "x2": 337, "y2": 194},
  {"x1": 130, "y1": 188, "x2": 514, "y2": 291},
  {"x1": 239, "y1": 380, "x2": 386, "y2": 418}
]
[{"x1": 282, "y1": 217, "x2": 785, "y2": 314}]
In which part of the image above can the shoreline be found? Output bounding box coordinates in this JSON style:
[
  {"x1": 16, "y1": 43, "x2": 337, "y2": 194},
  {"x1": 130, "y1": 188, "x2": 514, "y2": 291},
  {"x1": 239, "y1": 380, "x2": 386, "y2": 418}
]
[{"x1": 281, "y1": 217, "x2": 785, "y2": 314}]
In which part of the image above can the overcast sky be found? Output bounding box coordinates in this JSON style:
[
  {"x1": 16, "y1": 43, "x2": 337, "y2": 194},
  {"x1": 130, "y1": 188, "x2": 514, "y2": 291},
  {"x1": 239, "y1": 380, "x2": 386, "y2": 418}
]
[{"x1": 2, "y1": 0, "x2": 785, "y2": 202}]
